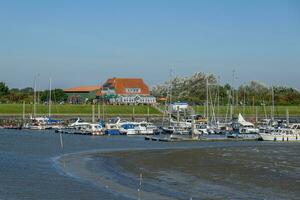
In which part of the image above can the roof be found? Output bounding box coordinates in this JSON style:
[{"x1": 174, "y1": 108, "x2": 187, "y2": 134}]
[
  {"x1": 64, "y1": 85, "x2": 102, "y2": 93},
  {"x1": 103, "y1": 78, "x2": 149, "y2": 95}
]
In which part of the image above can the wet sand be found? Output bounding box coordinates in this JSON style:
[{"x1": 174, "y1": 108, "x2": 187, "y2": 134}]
[{"x1": 59, "y1": 143, "x2": 300, "y2": 200}]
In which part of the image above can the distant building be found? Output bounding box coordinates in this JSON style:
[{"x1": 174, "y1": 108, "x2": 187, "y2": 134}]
[
  {"x1": 170, "y1": 102, "x2": 189, "y2": 111},
  {"x1": 64, "y1": 85, "x2": 101, "y2": 104},
  {"x1": 101, "y1": 78, "x2": 156, "y2": 104}
]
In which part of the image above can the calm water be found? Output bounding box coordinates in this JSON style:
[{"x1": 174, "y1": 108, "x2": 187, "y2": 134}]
[{"x1": 0, "y1": 129, "x2": 299, "y2": 200}]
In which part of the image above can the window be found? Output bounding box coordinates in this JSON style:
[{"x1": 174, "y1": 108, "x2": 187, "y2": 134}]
[{"x1": 125, "y1": 88, "x2": 141, "y2": 94}]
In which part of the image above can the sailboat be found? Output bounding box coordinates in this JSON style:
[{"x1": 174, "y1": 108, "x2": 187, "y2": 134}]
[
  {"x1": 25, "y1": 75, "x2": 49, "y2": 130},
  {"x1": 229, "y1": 113, "x2": 260, "y2": 140},
  {"x1": 26, "y1": 78, "x2": 62, "y2": 130}
]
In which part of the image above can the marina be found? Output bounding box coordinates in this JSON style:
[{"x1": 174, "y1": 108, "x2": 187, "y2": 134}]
[
  {"x1": 1, "y1": 1, "x2": 300, "y2": 199},
  {"x1": 1, "y1": 129, "x2": 300, "y2": 200}
]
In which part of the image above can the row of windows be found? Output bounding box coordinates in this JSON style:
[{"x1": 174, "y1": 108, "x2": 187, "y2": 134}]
[
  {"x1": 110, "y1": 97, "x2": 156, "y2": 104},
  {"x1": 125, "y1": 88, "x2": 141, "y2": 93}
]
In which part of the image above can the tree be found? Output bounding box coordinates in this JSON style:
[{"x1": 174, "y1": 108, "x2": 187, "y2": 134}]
[
  {"x1": 0, "y1": 82, "x2": 9, "y2": 96},
  {"x1": 151, "y1": 72, "x2": 217, "y2": 104},
  {"x1": 40, "y1": 89, "x2": 68, "y2": 103},
  {"x1": 20, "y1": 87, "x2": 34, "y2": 94}
]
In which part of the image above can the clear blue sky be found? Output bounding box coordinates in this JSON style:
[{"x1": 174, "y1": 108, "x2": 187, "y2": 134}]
[{"x1": 0, "y1": 0, "x2": 299, "y2": 90}]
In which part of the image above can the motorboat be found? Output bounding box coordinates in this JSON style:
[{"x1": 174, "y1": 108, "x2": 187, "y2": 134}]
[
  {"x1": 134, "y1": 122, "x2": 157, "y2": 135},
  {"x1": 69, "y1": 118, "x2": 91, "y2": 130},
  {"x1": 194, "y1": 124, "x2": 215, "y2": 135},
  {"x1": 104, "y1": 117, "x2": 122, "y2": 135},
  {"x1": 84, "y1": 123, "x2": 104, "y2": 135},
  {"x1": 25, "y1": 116, "x2": 52, "y2": 130},
  {"x1": 259, "y1": 128, "x2": 300, "y2": 141},
  {"x1": 119, "y1": 123, "x2": 137, "y2": 135}
]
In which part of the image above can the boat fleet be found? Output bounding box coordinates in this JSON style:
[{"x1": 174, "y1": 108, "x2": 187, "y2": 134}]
[
  {"x1": 53, "y1": 117, "x2": 158, "y2": 136},
  {"x1": 2, "y1": 112, "x2": 300, "y2": 142}
]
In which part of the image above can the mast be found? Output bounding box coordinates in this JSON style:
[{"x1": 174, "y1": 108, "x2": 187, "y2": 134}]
[
  {"x1": 132, "y1": 106, "x2": 135, "y2": 122},
  {"x1": 255, "y1": 106, "x2": 258, "y2": 124},
  {"x1": 49, "y1": 78, "x2": 52, "y2": 117},
  {"x1": 217, "y1": 76, "x2": 220, "y2": 122},
  {"x1": 231, "y1": 70, "x2": 235, "y2": 117},
  {"x1": 243, "y1": 87, "x2": 246, "y2": 115},
  {"x1": 22, "y1": 101, "x2": 25, "y2": 121},
  {"x1": 33, "y1": 75, "x2": 37, "y2": 117},
  {"x1": 206, "y1": 77, "x2": 209, "y2": 123},
  {"x1": 271, "y1": 86, "x2": 275, "y2": 121},
  {"x1": 286, "y1": 108, "x2": 289, "y2": 127},
  {"x1": 98, "y1": 103, "x2": 100, "y2": 120},
  {"x1": 147, "y1": 106, "x2": 150, "y2": 122},
  {"x1": 98, "y1": 82, "x2": 101, "y2": 120},
  {"x1": 168, "y1": 69, "x2": 173, "y2": 126},
  {"x1": 92, "y1": 104, "x2": 95, "y2": 123}
]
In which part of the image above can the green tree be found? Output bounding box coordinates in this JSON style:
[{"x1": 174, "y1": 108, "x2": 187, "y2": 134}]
[
  {"x1": 40, "y1": 89, "x2": 68, "y2": 103},
  {"x1": 0, "y1": 82, "x2": 9, "y2": 96}
]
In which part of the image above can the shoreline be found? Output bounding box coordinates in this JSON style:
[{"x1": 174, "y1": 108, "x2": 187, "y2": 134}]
[
  {"x1": 54, "y1": 142, "x2": 300, "y2": 200},
  {"x1": 54, "y1": 148, "x2": 181, "y2": 200}
]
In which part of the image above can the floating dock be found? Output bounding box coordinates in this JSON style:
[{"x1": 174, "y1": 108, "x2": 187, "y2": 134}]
[{"x1": 145, "y1": 135, "x2": 259, "y2": 142}]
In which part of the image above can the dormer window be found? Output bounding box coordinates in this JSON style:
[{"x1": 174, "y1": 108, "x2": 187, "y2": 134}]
[{"x1": 125, "y1": 88, "x2": 141, "y2": 93}]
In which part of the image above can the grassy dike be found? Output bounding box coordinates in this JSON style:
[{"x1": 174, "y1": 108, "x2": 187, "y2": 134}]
[
  {"x1": 0, "y1": 104, "x2": 161, "y2": 116},
  {"x1": 0, "y1": 104, "x2": 300, "y2": 117},
  {"x1": 193, "y1": 105, "x2": 300, "y2": 117}
]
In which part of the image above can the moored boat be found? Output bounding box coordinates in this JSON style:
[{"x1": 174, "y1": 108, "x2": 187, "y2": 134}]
[{"x1": 259, "y1": 128, "x2": 300, "y2": 141}]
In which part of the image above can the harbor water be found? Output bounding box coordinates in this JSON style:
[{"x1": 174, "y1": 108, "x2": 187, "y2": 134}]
[{"x1": 0, "y1": 129, "x2": 299, "y2": 200}]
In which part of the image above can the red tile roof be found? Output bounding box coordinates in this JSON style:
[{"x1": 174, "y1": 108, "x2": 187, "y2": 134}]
[
  {"x1": 103, "y1": 78, "x2": 149, "y2": 95},
  {"x1": 64, "y1": 85, "x2": 102, "y2": 93}
]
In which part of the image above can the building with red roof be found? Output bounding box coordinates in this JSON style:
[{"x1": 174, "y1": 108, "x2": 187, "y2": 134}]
[
  {"x1": 64, "y1": 85, "x2": 101, "y2": 104},
  {"x1": 101, "y1": 78, "x2": 156, "y2": 104}
]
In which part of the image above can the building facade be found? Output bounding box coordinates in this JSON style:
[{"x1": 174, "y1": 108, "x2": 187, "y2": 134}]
[{"x1": 101, "y1": 78, "x2": 156, "y2": 105}]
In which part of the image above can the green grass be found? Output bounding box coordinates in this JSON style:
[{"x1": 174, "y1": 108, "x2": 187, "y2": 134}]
[
  {"x1": 193, "y1": 105, "x2": 300, "y2": 117},
  {"x1": 0, "y1": 104, "x2": 161, "y2": 116},
  {"x1": 1, "y1": 104, "x2": 299, "y2": 117}
]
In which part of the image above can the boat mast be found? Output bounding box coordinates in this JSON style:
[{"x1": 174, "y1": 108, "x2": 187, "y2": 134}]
[
  {"x1": 92, "y1": 104, "x2": 95, "y2": 123},
  {"x1": 217, "y1": 76, "x2": 220, "y2": 122},
  {"x1": 243, "y1": 87, "x2": 246, "y2": 115},
  {"x1": 49, "y1": 78, "x2": 52, "y2": 117},
  {"x1": 286, "y1": 108, "x2": 289, "y2": 127},
  {"x1": 98, "y1": 82, "x2": 101, "y2": 120},
  {"x1": 22, "y1": 101, "x2": 25, "y2": 121},
  {"x1": 271, "y1": 86, "x2": 275, "y2": 122},
  {"x1": 33, "y1": 75, "x2": 37, "y2": 117},
  {"x1": 231, "y1": 70, "x2": 235, "y2": 119},
  {"x1": 206, "y1": 77, "x2": 209, "y2": 123},
  {"x1": 168, "y1": 69, "x2": 173, "y2": 126}
]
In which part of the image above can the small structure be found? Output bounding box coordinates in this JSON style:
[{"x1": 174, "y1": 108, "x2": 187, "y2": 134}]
[
  {"x1": 64, "y1": 85, "x2": 101, "y2": 104},
  {"x1": 170, "y1": 102, "x2": 189, "y2": 111},
  {"x1": 100, "y1": 78, "x2": 156, "y2": 105}
]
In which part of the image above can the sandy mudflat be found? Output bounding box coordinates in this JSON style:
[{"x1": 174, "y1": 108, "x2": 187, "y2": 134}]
[{"x1": 58, "y1": 143, "x2": 300, "y2": 200}]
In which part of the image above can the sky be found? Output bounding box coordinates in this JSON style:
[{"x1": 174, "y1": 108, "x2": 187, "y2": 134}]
[{"x1": 0, "y1": 0, "x2": 299, "y2": 90}]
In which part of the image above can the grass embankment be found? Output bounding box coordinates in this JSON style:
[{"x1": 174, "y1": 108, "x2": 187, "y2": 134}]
[
  {"x1": 0, "y1": 104, "x2": 161, "y2": 116},
  {"x1": 1, "y1": 104, "x2": 299, "y2": 117},
  {"x1": 193, "y1": 105, "x2": 300, "y2": 117}
]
